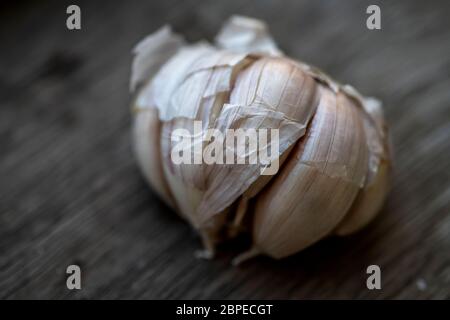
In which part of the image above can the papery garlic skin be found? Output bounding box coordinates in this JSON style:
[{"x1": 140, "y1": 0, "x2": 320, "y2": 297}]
[{"x1": 130, "y1": 16, "x2": 391, "y2": 261}]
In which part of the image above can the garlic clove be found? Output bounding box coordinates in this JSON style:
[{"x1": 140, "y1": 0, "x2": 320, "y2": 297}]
[
  {"x1": 250, "y1": 86, "x2": 369, "y2": 259},
  {"x1": 132, "y1": 104, "x2": 175, "y2": 208},
  {"x1": 159, "y1": 118, "x2": 228, "y2": 256},
  {"x1": 230, "y1": 57, "x2": 319, "y2": 130},
  {"x1": 335, "y1": 97, "x2": 391, "y2": 235},
  {"x1": 159, "y1": 118, "x2": 204, "y2": 224},
  {"x1": 335, "y1": 159, "x2": 390, "y2": 236}
]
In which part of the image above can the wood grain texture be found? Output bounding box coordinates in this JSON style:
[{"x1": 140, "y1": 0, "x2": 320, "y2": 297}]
[{"x1": 0, "y1": 0, "x2": 449, "y2": 299}]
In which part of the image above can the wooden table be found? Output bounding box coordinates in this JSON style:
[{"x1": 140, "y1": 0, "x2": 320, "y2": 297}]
[{"x1": 1, "y1": 0, "x2": 449, "y2": 299}]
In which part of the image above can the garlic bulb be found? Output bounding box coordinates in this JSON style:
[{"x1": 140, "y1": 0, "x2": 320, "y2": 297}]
[{"x1": 130, "y1": 16, "x2": 391, "y2": 261}]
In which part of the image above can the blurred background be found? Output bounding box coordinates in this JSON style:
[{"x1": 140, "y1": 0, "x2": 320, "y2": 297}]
[{"x1": 0, "y1": 0, "x2": 449, "y2": 299}]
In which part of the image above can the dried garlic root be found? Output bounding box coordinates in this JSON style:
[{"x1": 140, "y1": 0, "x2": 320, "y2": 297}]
[{"x1": 130, "y1": 16, "x2": 391, "y2": 262}]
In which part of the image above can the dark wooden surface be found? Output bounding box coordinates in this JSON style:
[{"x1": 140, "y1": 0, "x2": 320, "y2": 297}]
[{"x1": 1, "y1": 0, "x2": 449, "y2": 299}]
